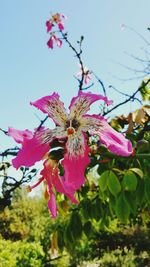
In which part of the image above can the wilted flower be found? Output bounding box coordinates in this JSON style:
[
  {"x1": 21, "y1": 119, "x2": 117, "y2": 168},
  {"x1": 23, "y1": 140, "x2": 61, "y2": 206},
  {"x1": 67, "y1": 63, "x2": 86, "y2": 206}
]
[
  {"x1": 46, "y1": 13, "x2": 66, "y2": 32},
  {"x1": 47, "y1": 34, "x2": 62, "y2": 49},
  {"x1": 77, "y1": 66, "x2": 92, "y2": 85},
  {"x1": 9, "y1": 91, "x2": 133, "y2": 217}
]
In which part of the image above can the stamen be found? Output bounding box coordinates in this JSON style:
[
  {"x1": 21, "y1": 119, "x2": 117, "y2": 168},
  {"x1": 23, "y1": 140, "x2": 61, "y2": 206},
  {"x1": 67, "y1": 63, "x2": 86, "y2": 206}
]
[{"x1": 26, "y1": 177, "x2": 44, "y2": 192}]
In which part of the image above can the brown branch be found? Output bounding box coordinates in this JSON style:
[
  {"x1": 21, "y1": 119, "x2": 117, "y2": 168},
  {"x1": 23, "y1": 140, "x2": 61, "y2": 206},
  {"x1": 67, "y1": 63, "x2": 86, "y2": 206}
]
[
  {"x1": 109, "y1": 85, "x2": 143, "y2": 105},
  {"x1": 92, "y1": 72, "x2": 107, "y2": 96},
  {"x1": 36, "y1": 115, "x2": 49, "y2": 131},
  {"x1": 103, "y1": 79, "x2": 150, "y2": 116},
  {"x1": 60, "y1": 31, "x2": 85, "y2": 90}
]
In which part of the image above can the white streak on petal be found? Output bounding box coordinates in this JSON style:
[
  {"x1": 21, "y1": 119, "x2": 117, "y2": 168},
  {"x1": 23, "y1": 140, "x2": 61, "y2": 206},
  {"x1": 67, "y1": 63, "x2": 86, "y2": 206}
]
[
  {"x1": 69, "y1": 91, "x2": 112, "y2": 119},
  {"x1": 37, "y1": 127, "x2": 67, "y2": 144},
  {"x1": 31, "y1": 93, "x2": 68, "y2": 126},
  {"x1": 66, "y1": 131, "x2": 85, "y2": 158}
]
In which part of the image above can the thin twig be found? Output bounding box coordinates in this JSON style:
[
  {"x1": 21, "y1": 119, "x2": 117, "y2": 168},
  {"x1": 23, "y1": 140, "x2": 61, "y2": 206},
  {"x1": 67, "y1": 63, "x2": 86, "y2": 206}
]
[
  {"x1": 60, "y1": 31, "x2": 85, "y2": 90},
  {"x1": 92, "y1": 72, "x2": 107, "y2": 96},
  {"x1": 103, "y1": 79, "x2": 150, "y2": 116}
]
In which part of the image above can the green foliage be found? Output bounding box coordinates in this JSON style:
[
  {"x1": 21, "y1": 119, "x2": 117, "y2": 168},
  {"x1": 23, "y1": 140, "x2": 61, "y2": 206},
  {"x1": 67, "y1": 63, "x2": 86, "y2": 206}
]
[
  {"x1": 116, "y1": 193, "x2": 130, "y2": 223},
  {"x1": 97, "y1": 248, "x2": 149, "y2": 267},
  {"x1": 98, "y1": 170, "x2": 109, "y2": 191},
  {"x1": 16, "y1": 242, "x2": 45, "y2": 267},
  {"x1": 122, "y1": 171, "x2": 138, "y2": 191},
  {"x1": 107, "y1": 171, "x2": 121, "y2": 196},
  {"x1": 139, "y1": 80, "x2": 150, "y2": 101},
  {"x1": 0, "y1": 239, "x2": 45, "y2": 267},
  {"x1": 0, "y1": 188, "x2": 55, "y2": 259}
]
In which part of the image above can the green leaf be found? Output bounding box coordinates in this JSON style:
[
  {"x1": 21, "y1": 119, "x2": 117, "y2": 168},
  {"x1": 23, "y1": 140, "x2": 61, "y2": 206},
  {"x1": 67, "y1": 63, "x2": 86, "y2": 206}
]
[
  {"x1": 144, "y1": 178, "x2": 150, "y2": 203},
  {"x1": 129, "y1": 168, "x2": 143, "y2": 178},
  {"x1": 81, "y1": 199, "x2": 93, "y2": 219},
  {"x1": 57, "y1": 227, "x2": 65, "y2": 250},
  {"x1": 64, "y1": 224, "x2": 75, "y2": 247},
  {"x1": 116, "y1": 193, "x2": 130, "y2": 223},
  {"x1": 136, "y1": 180, "x2": 145, "y2": 204},
  {"x1": 125, "y1": 192, "x2": 137, "y2": 215},
  {"x1": 83, "y1": 221, "x2": 92, "y2": 237},
  {"x1": 123, "y1": 171, "x2": 138, "y2": 191},
  {"x1": 107, "y1": 171, "x2": 121, "y2": 197},
  {"x1": 139, "y1": 80, "x2": 150, "y2": 101},
  {"x1": 69, "y1": 212, "x2": 82, "y2": 240},
  {"x1": 98, "y1": 171, "x2": 109, "y2": 192},
  {"x1": 90, "y1": 198, "x2": 102, "y2": 220}
]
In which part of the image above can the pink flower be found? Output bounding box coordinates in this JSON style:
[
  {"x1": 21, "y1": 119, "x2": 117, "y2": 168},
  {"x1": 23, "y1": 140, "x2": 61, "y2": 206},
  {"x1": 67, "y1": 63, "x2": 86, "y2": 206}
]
[
  {"x1": 77, "y1": 66, "x2": 92, "y2": 85},
  {"x1": 9, "y1": 91, "x2": 133, "y2": 217},
  {"x1": 47, "y1": 34, "x2": 62, "y2": 49},
  {"x1": 46, "y1": 13, "x2": 66, "y2": 32},
  {"x1": 41, "y1": 159, "x2": 78, "y2": 217}
]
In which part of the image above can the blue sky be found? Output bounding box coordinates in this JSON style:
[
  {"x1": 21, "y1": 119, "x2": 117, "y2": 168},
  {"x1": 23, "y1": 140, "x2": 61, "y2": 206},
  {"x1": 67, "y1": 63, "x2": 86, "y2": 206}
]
[{"x1": 0, "y1": 0, "x2": 150, "y2": 150}]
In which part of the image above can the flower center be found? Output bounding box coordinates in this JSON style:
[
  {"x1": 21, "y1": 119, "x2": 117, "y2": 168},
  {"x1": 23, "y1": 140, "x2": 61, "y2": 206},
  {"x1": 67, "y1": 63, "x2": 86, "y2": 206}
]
[
  {"x1": 66, "y1": 119, "x2": 80, "y2": 136},
  {"x1": 67, "y1": 127, "x2": 75, "y2": 136}
]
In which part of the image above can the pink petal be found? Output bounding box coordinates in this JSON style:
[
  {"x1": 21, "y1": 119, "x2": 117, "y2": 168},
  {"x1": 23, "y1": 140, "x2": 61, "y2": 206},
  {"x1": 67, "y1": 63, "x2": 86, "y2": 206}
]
[
  {"x1": 53, "y1": 35, "x2": 62, "y2": 47},
  {"x1": 58, "y1": 22, "x2": 64, "y2": 30},
  {"x1": 53, "y1": 167, "x2": 78, "y2": 204},
  {"x1": 87, "y1": 115, "x2": 133, "y2": 157},
  {"x1": 46, "y1": 21, "x2": 53, "y2": 32},
  {"x1": 62, "y1": 134, "x2": 90, "y2": 191},
  {"x1": 48, "y1": 190, "x2": 57, "y2": 218},
  {"x1": 100, "y1": 125, "x2": 133, "y2": 156},
  {"x1": 84, "y1": 73, "x2": 91, "y2": 84},
  {"x1": 47, "y1": 36, "x2": 54, "y2": 49},
  {"x1": 41, "y1": 160, "x2": 78, "y2": 204},
  {"x1": 8, "y1": 128, "x2": 33, "y2": 143},
  {"x1": 30, "y1": 92, "x2": 68, "y2": 126},
  {"x1": 9, "y1": 128, "x2": 50, "y2": 169},
  {"x1": 55, "y1": 38, "x2": 62, "y2": 47},
  {"x1": 69, "y1": 91, "x2": 112, "y2": 118}
]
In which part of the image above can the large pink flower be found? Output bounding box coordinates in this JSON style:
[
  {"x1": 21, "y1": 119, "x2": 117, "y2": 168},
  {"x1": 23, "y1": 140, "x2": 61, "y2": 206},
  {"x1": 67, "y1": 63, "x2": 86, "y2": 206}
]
[{"x1": 9, "y1": 91, "x2": 133, "y2": 217}]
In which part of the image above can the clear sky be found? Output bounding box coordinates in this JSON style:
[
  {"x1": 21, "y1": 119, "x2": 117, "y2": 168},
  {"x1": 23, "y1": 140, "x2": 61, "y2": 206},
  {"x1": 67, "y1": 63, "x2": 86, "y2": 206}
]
[{"x1": 0, "y1": 0, "x2": 150, "y2": 150}]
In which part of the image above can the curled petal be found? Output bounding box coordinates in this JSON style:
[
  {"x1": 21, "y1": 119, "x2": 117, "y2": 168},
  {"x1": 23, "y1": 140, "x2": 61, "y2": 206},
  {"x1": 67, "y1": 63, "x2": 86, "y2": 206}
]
[
  {"x1": 8, "y1": 128, "x2": 33, "y2": 143},
  {"x1": 69, "y1": 91, "x2": 112, "y2": 119},
  {"x1": 85, "y1": 115, "x2": 133, "y2": 157},
  {"x1": 58, "y1": 22, "x2": 64, "y2": 30},
  {"x1": 47, "y1": 35, "x2": 62, "y2": 49},
  {"x1": 47, "y1": 36, "x2": 54, "y2": 49},
  {"x1": 46, "y1": 21, "x2": 53, "y2": 32},
  {"x1": 31, "y1": 92, "x2": 68, "y2": 126},
  {"x1": 48, "y1": 189, "x2": 57, "y2": 218},
  {"x1": 9, "y1": 128, "x2": 50, "y2": 169},
  {"x1": 53, "y1": 35, "x2": 62, "y2": 47},
  {"x1": 41, "y1": 160, "x2": 78, "y2": 205},
  {"x1": 84, "y1": 73, "x2": 92, "y2": 84},
  {"x1": 56, "y1": 38, "x2": 62, "y2": 47},
  {"x1": 62, "y1": 133, "x2": 90, "y2": 191},
  {"x1": 99, "y1": 123, "x2": 133, "y2": 156}
]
